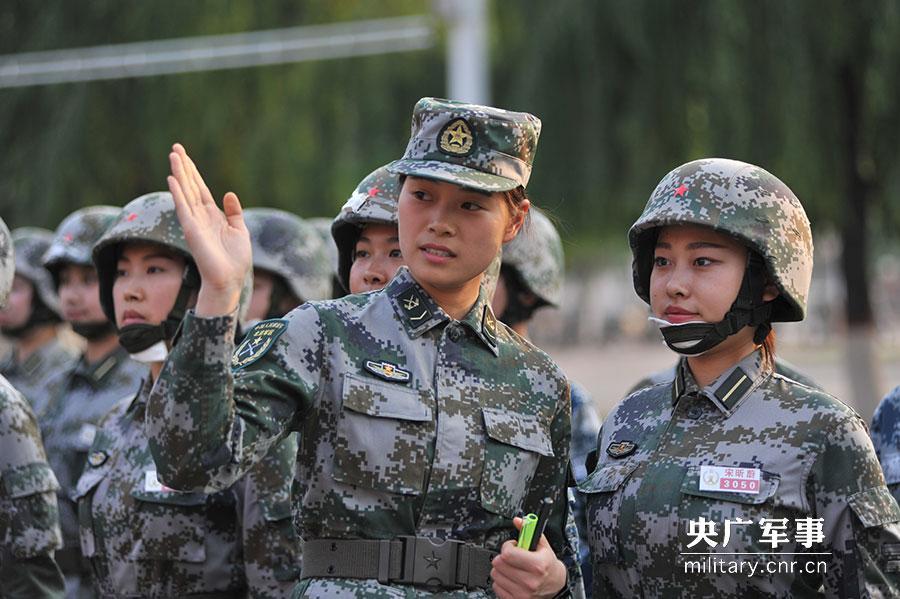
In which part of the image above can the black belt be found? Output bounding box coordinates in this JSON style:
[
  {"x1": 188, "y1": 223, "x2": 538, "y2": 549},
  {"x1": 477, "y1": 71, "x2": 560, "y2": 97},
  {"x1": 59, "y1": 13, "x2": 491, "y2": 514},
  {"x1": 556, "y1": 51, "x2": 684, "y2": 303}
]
[{"x1": 301, "y1": 536, "x2": 497, "y2": 591}]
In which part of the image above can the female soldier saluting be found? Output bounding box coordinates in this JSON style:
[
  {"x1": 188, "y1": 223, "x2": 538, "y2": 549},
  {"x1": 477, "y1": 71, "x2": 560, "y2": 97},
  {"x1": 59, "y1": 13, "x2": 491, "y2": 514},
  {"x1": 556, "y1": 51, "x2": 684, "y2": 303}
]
[
  {"x1": 575, "y1": 158, "x2": 900, "y2": 597},
  {"x1": 146, "y1": 98, "x2": 580, "y2": 598}
]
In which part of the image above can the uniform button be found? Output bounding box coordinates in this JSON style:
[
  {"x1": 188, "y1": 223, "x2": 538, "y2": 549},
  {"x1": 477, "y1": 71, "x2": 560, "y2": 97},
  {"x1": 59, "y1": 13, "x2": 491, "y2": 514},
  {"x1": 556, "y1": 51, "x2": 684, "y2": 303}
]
[
  {"x1": 447, "y1": 324, "x2": 463, "y2": 342},
  {"x1": 687, "y1": 406, "x2": 704, "y2": 420}
]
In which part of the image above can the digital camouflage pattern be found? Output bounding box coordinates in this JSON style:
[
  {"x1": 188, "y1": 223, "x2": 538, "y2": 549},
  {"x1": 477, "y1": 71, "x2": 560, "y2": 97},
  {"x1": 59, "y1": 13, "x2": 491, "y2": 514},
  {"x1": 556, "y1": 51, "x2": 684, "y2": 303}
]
[
  {"x1": 75, "y1": 377, "x2": 301, "y2": 598},
  {"x1": 501, "y1": 207, "x2": 564, "y2": 307},
  {"x1": 626, "y1": 356, "x2": 822, "y2": 397},
  {"x1": 11, "y1": 227, "x2": 62, "y2": 317},
  {"x1": 145, "y1": 267, "x2": 582, "y2": 597},
  {"x1": 42, "y1": 206, "x2": 120, "y2": 286},
  {"x1": 871, "y1": 385, "x2": 900, "y2": 505},
  {"x1": 629, "y1": 158, "x2": 813, "y2": 323},
  {"x1": 0, "y1": 216, "x2": 13, "y2": 308},
  {"x1": 580, "y1": 350, "x2": 900, "y2": 597},
  {"x1": 40, "y1": 346, "x2": 146, "y2": 578},
  {"x1": 0, "y1": 374, "x2": 65, "y2": 597},
  {"x1": 0, "y1": 338, "x2": 77, "y2": 418},
  {"x1": 244, "y1": 208, "x2": 333, "y2": 303},
  {"x1": 389, "y1": 97, "x2": 541, "y2": 193},
  {"x1": 331, "y1": 165, "x2": 400, "y2": 293}
]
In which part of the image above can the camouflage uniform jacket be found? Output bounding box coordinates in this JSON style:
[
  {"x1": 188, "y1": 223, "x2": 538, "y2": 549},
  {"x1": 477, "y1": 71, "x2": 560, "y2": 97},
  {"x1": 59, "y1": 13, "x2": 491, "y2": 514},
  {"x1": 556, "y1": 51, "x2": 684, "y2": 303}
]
[
  {"x1": 568, "y1": 381, "x2": 600, "y2": 597},
  {"x1": 0, "y1": 339, "x2": 77, "y2": 418},
  {"x1": 146, "y1": 267, "x2": 580, "y2": 598},
  {"x1": 580, "y1": 350, "x2": 900, "y2": 597},
  {"x1": 0, "y1": 375, "x2": 65, "y2": 598},
  {"x1": 74, "y1": 378, "x2": 300, "y2": 598},
  {"x1": 872, "y1": 385, "x2": 900, "y2": 505},
  {"x1": 40, "y1": 347, "x2": 146, "y2": 564}
]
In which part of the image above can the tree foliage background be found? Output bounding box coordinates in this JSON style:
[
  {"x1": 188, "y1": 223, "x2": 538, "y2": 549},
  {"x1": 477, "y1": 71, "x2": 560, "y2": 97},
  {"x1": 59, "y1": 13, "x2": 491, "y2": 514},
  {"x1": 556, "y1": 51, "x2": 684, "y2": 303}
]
[{"x1": 1, "y1": 0, "x2": 899, "y2": 288}]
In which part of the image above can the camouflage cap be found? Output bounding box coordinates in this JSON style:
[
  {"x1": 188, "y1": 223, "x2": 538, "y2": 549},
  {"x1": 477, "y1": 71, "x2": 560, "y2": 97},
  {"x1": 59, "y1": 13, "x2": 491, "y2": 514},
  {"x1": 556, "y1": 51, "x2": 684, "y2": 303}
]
[
  {"x1": 331, "y1": 165, "x2": 400, "y2": 293},
  {"x1": 43, "y1": 205, "x2": 121, "y2": 287},
  {"x1": 389, "y1": 97, "x2": 542, "y2": 192},
  {"x1": 0, "y1": 217, "x2": 13, "y2": 308},
  {"x1": 629, "y1": 158, "x2": 813, "y2": 322},
  {"x1": 244, "y1": 208, "x2": 332, "y2": 303},
  {"x1": 11, "y1": 227, "x2": 61, "y2": 316},
  {"x1": 501, "y1": 208, "x2": 564, "y2": 307},
  {"x1": 93, "y1": 191, "x2": 253, "y2": 325}
]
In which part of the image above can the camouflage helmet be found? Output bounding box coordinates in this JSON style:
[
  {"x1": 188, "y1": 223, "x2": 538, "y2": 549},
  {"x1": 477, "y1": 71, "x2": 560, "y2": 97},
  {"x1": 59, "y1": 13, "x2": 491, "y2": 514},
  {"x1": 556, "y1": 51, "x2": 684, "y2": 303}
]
[
  {"x1": 0, "y1": 217, "x2": 13, "y2": 308},
  {"x1": 500, "y1": 208, "x2": 564, "y2": 307},
  {"x1": 308, "y1": 217, "x2": 341, "y2": 299},
  {"x1": 11, "y1": 227, "x2": 61, "y2": 316},
  {"x1": 92, "y1": 191, "x2": 253, "y2": 326},
  {"x1": 389, "y1": 97, "x2": 542, "y2": 192},
  {"x1": 629, "y1": 158, "x2": 813, "y2": 323},
  {"x1": 243, "y1": 208, "x2": 332, "y2": 303},
  {"x1": 331, "y1": 165, "x2": 400, "y2": 293},
  {"x1": 43, "y1": 205, "x2": 120, "y2": 288}
]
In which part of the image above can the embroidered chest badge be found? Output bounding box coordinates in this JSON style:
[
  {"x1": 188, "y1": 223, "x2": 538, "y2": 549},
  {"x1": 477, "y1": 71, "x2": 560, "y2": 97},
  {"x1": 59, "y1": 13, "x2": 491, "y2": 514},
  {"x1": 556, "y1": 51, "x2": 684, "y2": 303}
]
[
  {"x1": 606, "y1": 440, "x2": 637, "y2": 459},
  {"x1": 364, "y1": 360, "x2": 411, "y2": 383},
  {"x1": 232, "y1": 318, "x2": 288, "y2": 370}
]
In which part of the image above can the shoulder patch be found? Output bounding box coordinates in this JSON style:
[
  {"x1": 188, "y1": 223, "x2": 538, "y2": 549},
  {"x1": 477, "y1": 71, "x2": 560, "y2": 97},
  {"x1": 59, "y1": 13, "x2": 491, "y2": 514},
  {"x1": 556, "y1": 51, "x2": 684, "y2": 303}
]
[{"x1": 232, "y1": 319, "x2": 288, "y2": 370}]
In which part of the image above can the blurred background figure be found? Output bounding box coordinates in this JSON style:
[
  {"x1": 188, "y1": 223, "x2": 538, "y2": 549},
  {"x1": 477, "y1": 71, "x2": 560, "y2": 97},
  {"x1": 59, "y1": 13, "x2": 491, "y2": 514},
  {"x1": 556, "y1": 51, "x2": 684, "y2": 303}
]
[
  {"x1": 307, "y1": 217, "x2": 343, "y2": 300},
  {"x1": 40, "y1": 205, "x2": 146, "y2": 598},
  {"x1": 0, "y1": 228, "x2": 76, "y2": 416},
  {"x1": 0, "y1": 215, "x2": 66, "y2": 597},
  {"x1": 330, "y1": 165, "x2": 402, "y2": 295}
]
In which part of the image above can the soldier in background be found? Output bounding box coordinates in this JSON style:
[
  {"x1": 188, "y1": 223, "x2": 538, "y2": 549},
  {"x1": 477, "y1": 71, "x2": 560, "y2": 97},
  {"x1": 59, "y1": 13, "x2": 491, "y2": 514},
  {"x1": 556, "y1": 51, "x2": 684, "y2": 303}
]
[
  {"x1": 330, "y1": 165, "x2": 403, "y2": 295},
  {"x1": 871, "y1": 386, "x2": 900, "y2": 504},
  {"x1": 40, "y1": 206, "x2": 147, "y2": 598},
  {"x1": 0, "y1": 228, "x2": 77, "y2": 416},
  {"x1": 577, "y1": 158, "x2": 900, "y2": 596},
  {"x1": 73, "y1": 192, "x2": 293, "y2": 597},
  {"x1": 307, "y1": 218, "x2": 342, "y2": 299},
  {"x1": 242, "y1": 207, "x2": 337, "y2": 592},
  {"x1": 490, "y1": 207, "x2": 600, "y2": 596},
  {"x1": 0, "y1": 215, "x2": 66, "y2": 598}
]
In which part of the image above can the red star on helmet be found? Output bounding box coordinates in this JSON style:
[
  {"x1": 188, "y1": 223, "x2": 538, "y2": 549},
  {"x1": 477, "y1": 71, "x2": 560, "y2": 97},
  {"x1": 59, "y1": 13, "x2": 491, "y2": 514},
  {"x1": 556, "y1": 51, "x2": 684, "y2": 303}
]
[
  {"x1": 63, "y1": 234, "x2": 73, "y2": 242},
  {"x1": 367, "y1": 186, "x2": 380, "y2": 197},
  {"x1": 126, "y1": 213, "x2": 138, "y2": 221},
  {"x1": 674, "y1": 184, "x2": 688, "y2": 198}
]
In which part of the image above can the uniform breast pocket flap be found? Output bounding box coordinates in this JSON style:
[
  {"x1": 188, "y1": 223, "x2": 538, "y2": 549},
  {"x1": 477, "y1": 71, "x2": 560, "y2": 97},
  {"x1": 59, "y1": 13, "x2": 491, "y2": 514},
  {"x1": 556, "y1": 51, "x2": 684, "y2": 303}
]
[
  {"x1": 333, "y1": 373, "x2": 434, "y2": 495},
  {"x1": 480, "y1": 407, "x2": 553, "y2": 516},
  {"x1": 577, "y1": 459, "x2": 640, "y2": 495},
  {"x1": 577, "y1": 460, "x2": 640, "y2": 565},
  {"x1": 2, "y1": 462, "x2": 60, "y2": 499},
  {"x1": 129, "y1": 487, "x2": 208, "y2": 562}
]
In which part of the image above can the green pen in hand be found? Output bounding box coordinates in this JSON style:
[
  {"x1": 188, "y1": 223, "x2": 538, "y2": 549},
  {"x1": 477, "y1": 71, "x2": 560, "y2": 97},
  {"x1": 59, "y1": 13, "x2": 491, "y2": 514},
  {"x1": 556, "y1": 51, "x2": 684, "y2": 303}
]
[{"x1": 516, "y1": 500, "x2": 552, "y2": 551}]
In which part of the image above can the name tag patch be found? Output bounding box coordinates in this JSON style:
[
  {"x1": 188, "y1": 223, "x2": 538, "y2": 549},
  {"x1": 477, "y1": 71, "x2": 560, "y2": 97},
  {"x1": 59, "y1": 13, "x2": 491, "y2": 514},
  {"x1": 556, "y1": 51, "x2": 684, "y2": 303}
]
[{"x1": 699, "y1": 465, "x2": 761, "y2": 494}]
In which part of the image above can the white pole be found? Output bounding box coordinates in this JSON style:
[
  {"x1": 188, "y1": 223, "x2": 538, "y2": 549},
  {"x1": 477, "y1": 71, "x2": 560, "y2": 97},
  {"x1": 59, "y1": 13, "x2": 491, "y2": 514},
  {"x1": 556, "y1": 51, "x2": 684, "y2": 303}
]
[{"x1": 436, "y1": 0, "x2": 490, "y2": 104}]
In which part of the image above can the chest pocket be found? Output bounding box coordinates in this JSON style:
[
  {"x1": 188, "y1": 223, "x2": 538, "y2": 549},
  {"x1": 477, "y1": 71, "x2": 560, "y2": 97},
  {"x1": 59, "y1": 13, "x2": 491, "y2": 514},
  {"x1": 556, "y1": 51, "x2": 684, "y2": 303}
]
[
  {"x1": 480, "y1": 407, "x2": 554, "y2": 517},
  {"x1": 578, "y1": 459, "x2": 640, "y2": 564},
  {"x1": 333, "y1": 373, "x2": 434, "y2": 495},
  {"x1": 678, "y1": 466, "x2": 780, "y2": 554},
  {"x1": 129, "y1": 487, "x2": 215, "y2": 563}
]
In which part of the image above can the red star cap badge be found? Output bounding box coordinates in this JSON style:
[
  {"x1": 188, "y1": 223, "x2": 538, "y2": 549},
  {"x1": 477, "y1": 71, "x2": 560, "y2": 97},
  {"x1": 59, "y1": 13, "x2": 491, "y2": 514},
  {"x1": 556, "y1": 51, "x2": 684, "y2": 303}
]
[{"x1": 674, "y1": 184, "x2": 688, "y2": 198}]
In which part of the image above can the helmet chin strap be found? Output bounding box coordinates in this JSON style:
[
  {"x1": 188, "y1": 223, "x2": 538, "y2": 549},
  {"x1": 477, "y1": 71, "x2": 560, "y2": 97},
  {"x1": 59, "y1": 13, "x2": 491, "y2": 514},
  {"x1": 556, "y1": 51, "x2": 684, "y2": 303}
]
[
  {"x1": 117, "y1": 264, "x2": 199, "y2": 358},
  {"x1": 650, "y1": 252, "x2": 774, "y2": 356}
]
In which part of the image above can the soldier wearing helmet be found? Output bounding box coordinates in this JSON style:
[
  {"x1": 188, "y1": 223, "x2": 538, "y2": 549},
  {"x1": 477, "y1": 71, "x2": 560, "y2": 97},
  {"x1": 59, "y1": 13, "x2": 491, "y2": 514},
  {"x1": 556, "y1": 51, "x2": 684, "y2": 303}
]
[
  {"x1": 243, "y1": 208, "x2": 332, "y2": 326},
  {"x1": 576, "y1": 158, "x2": 900, "y2": 596},
  {"x1": 74, "y1": 192, "x2": 299, "y2": 597},
  {"x1": 40, "y1": 206, "x2": 147, "y2": 596},
  {"x1": 307, "y1": 217, "x2": 342, "y2": 299},
  {"x1": 0, "y1": 228, "x2": 77, "y2": 415},
  {"x1": 331, "y1": 165, "x2": 403, "y2": 295},
  {"x1": 489, "y1": 207, "x2": 600, "y2": 595},
  {"x1": 0, "y1": 216, "x2": 66, "y2": 596}
]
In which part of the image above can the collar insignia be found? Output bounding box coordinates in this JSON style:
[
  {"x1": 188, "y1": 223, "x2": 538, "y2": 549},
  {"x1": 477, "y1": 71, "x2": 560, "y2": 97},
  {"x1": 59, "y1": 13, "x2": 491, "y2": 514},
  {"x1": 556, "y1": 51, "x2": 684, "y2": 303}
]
[
  {"x1": 606, "y1": 440, "x2": 637, "y2": 459},
  {"x1": 399, "y1": 288, "x2": 432, "y2": 324},
  {"x1": 481, "y1": 306, "x2": 497, "y2": 347},
  {"x1": 364, "y1": 360, "x2": 411, "y2": 383},
  {"x1": 88, "y1": 450, "x2": 108, "y2": 468},
  {"x1": 439, "y1": 118, "x2": 475, "y2": 156}
]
